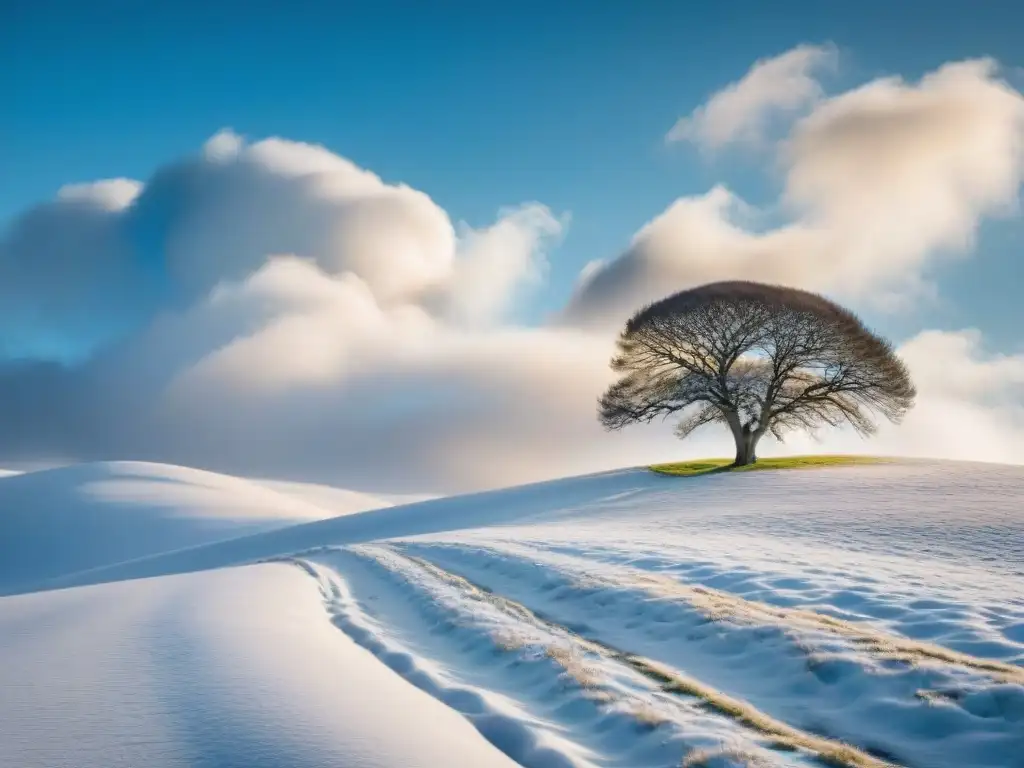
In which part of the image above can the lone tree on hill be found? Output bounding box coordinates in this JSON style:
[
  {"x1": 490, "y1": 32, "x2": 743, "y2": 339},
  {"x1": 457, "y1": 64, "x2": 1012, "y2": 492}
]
[{"x1": 599, "y1": 281, "x2": 916, "y2": 466}]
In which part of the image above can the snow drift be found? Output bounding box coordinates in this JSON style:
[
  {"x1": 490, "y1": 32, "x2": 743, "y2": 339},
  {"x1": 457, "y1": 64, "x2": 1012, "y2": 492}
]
[
  {"x1": 0, "y1": 562, "x2": 520, "y2": 768},
  {"x1": 0, "y1": 460, "x2": 387, "y2": 595}
]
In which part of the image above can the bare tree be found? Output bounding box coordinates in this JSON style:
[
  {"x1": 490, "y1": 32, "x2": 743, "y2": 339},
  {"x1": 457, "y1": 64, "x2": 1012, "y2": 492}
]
[{"x1": 599, "y1": 281, "x2": 916, "y2": 465}]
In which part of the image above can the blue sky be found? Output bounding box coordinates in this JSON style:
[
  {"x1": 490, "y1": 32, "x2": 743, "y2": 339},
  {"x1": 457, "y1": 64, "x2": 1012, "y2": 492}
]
[
  {"x1": 3, "y1": 0, "x2": 1022, "y2": 351},
  {"x1": 1, "y1": 1, "x2": 1023, "y2": 489}
]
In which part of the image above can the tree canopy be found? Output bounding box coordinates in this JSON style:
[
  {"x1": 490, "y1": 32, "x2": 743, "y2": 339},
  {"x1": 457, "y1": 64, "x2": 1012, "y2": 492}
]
[{"x1": 598, "y1": 281, "x2": 916, "y2": 465}]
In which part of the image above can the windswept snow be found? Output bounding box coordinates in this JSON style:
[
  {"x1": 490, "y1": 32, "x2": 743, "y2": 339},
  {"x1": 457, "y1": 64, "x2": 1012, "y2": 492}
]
[
  {"x1": 0, "y1": 563, "x2": 520, "y2": 768},
  {"x1": 3, "y1": 459, "x2": 1023, "y2": 767},
  {"x1": 35, "y1": 466, "x2": 650, "y2": 592},
  {"x1": 250, "y1": 478, "x2": 431, "y2": 515},
  {"x1": 0, "y1": 461, "x2": 388, "y2": 594}
]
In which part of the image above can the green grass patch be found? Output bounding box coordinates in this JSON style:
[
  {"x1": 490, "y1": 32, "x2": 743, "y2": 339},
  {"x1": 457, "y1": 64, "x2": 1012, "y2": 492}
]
[{"x1": 650, "y1": 454, "x2": 887, "y2": 477}]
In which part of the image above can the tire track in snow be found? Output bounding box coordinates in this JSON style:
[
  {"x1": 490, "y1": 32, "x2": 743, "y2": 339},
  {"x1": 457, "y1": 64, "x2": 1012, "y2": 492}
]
[
  {"x1": 290, "y1": 545, "x2": 898, "y2": 768},
  {"x1": 398, "y1": 541, "x2": 1024, "y2": 768},
  {"x1": 284, "y1": 549, "x2": 832, "y2": 768},
  {"x1": 283, "y1": 555, "x2": 598, "y2": 768},
  {"x1": 419, "y1": 541, "x2": 1024, "y2": 683},
  {"x1": 391, "y1": 547, "x2": 899, "y2": 768}
]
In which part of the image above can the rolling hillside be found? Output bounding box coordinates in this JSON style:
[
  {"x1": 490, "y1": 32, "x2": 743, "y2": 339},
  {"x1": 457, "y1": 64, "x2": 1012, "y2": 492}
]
[{"x1": 1, "y1": 459, "x2": 1022, "y2": 767}]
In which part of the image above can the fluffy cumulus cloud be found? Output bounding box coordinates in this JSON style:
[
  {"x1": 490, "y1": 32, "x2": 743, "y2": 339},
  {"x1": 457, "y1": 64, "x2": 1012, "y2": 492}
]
[
  {"x1": 566, "y1": 58, "x2": 1024, "y2": 328},
  {"x1": 1, "y1": 51, "x2": 1023, "y2": 492},
  {"x1": 0, "y1": 178, "x2": 146, "y2": 357},
  {"x1": 666, "y1": 43, "x2": 837, "y2": 151},
  {"x1": 0, "y1": 129, "x2": 563, "y2": 358},
  {"x1": 0, "y1": 131, "x2": 676, "y2": 491}
]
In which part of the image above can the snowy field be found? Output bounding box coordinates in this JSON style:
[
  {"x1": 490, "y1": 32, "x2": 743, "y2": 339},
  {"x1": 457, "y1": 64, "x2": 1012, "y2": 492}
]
[{"x1": 1, "y1": 459, "x2": 1022, "y2": 767}]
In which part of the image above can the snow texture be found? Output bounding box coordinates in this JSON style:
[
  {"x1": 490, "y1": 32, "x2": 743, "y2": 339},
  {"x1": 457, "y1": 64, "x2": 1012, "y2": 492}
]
[
  {"x1": 0, "y1": 563, "x2": 520, "y2": 768},
  {"x1": 0, "y1": 460, "x2": 387, "y2": 594},
  {"x1": 2, "y1": 459, "x2": 1022, "y2": 767}
]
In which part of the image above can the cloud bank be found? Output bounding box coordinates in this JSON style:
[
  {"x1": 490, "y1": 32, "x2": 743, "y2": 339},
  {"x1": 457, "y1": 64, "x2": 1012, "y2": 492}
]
[
  {"x1": 1, "y1": 53, "x2": 1023, "y2": 492},
  {"x1": 0, "y1": 130, "x2": 565, "y2": 357},
  {"x1": 567, "y1": 59, "x2": 1024, "y2": 328},
  {"x1": 0, "y1": 131, "x2": 674, "y2": 491}
]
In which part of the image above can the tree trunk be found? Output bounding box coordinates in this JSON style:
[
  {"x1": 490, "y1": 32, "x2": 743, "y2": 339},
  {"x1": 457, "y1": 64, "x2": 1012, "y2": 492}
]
[{"x1": 732, "y1": 426, "x2": 763, "y2": 467}]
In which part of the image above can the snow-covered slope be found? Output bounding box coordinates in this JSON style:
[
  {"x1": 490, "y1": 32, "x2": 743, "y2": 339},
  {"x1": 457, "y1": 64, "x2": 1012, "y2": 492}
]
[
  {"x1": 4, "y1": 459, "x2": 1023, "y2": 767},
  {"x1": 0, "y1": 562, "x2": 519, "y2": 768},
  {"x1": 0, "y1": 461, "x2": 387, "y2": 594},
  {"x1": 253, "y1": 477, "x2": 435, "y2": 511},
  {"x1": 35, "y1": 466, "x2": 650, "y2": 592}
]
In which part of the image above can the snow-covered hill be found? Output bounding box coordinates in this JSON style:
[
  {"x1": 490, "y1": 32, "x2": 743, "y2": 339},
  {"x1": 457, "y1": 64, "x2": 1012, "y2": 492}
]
[
  {"x1": 0, "y1": 460, "x2": 388, "y2": 595},
  {"x1": 2, "y1": 459, "x2": 1022, "y2": 767},
  {"x1": 0, "y1": 562, "x2": 520, "y2": 768}
]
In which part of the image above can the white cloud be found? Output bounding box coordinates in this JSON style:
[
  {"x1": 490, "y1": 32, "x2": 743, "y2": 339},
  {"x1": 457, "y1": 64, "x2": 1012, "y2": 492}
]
[
  {"x1": 0, "y1": 251, "x2": 666, "y2": 492},
  {"x1": 0, "y1": 132, "x2": 565, "y2": 354},
  {"x1": 0, "y1": 131, "x2": 659, "y2": 492},
  {"x1": 0, "y1": 179, "x2": 147, "y2": 356},
  {"x1": 666, "y1": 43, "x2": 837, "y2": 150},
  {"x1": 144, "y1": 134, "x2": 459, "y2": 305},
  {"x1": 57, "y1": 178, "x2": 143, "y2": 207},
  {"x1": 785, "y1": 59, "x2": 1024, "y2": 274},
  {"x1": 435, "y1": 204, "x2": 565, "y2": 325},
  {"x1": 203, "y1": 127, "x2": 245, "y2": 161},
  {"x1": 1, "y1": 65, "x2": 1023, "y2": 495},
  {"x1": 567, "y1": 58, "x2": 1024, "y2": 328},
  {"x1": 897, "y1": 329, "x2": 1024, "y2": 400}
]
